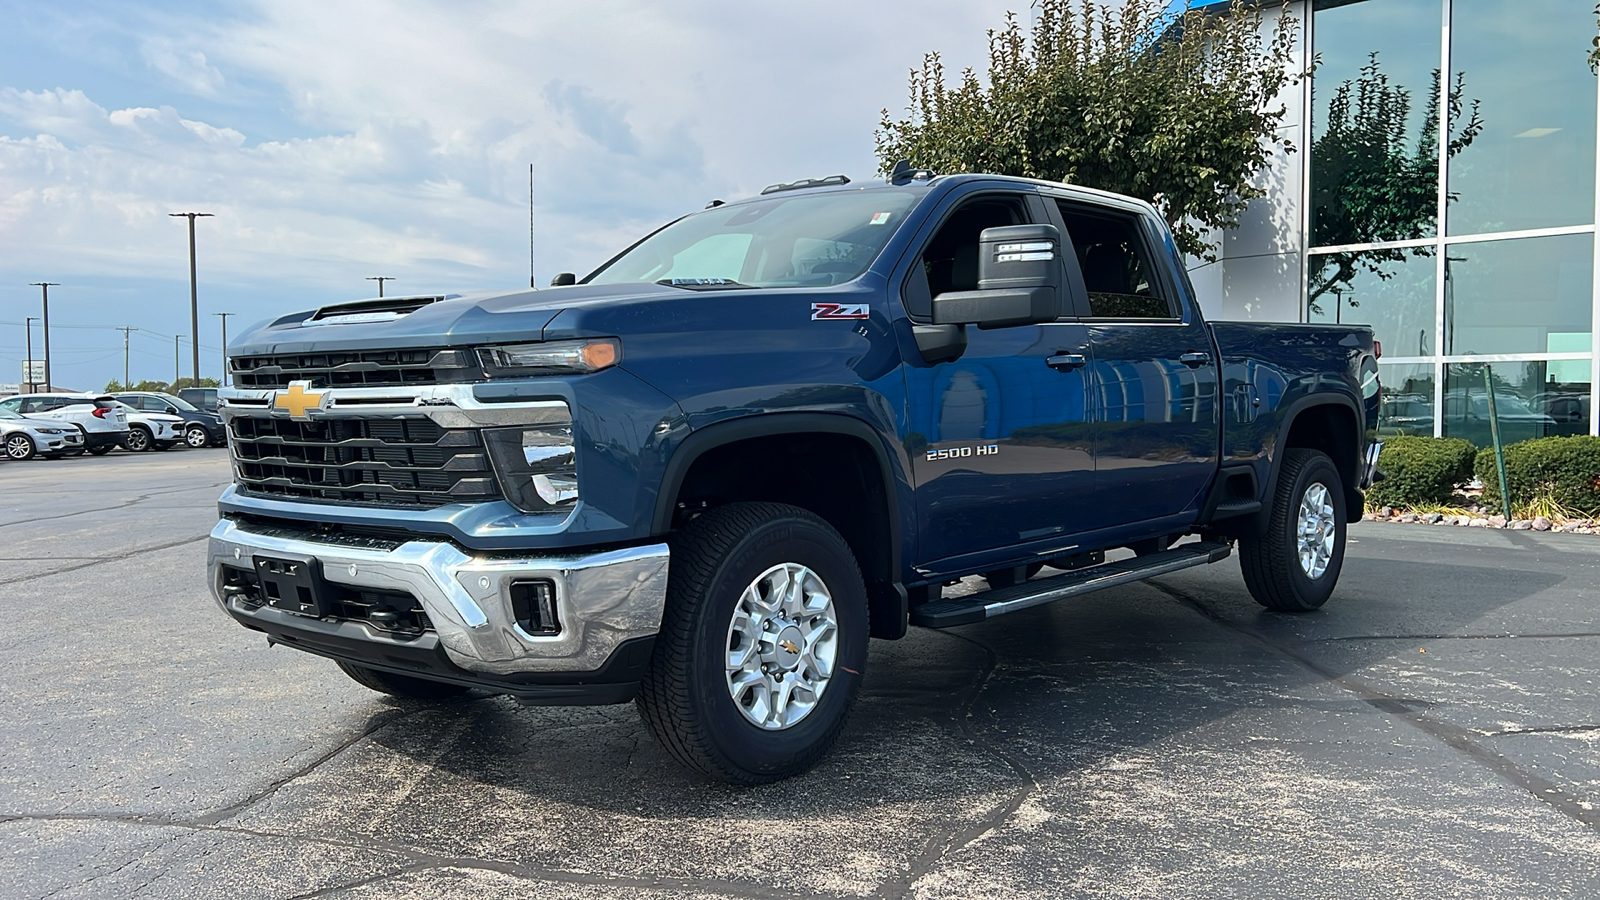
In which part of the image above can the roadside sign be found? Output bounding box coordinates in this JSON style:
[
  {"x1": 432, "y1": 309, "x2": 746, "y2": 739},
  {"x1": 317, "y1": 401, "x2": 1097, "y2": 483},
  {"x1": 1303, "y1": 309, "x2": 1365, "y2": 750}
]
[
  {"x1": 22, "y1": 361, "x2": 43, "y2": 382},
  {"x1": 0, "y1": 383, "x2": 18, "y2": 396}
]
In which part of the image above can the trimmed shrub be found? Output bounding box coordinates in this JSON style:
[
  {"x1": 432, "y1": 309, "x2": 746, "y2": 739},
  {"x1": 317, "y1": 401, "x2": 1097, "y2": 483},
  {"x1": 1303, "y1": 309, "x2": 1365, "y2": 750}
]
[
  {"x1": 1475, "y1": 436, "x2": 1600, "y2": 515},
  {"x1": 1365, "y1": 436, "x2": 1478, "y2": 509}
]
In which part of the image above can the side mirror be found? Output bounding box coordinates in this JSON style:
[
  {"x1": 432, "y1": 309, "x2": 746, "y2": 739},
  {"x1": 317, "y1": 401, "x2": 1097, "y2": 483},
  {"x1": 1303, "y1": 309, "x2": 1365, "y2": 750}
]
[
  {"x1": 931, "y1": 224, "x2": 1063, "y2": 329},
  {"x1": 550, "y1": 272, "x2": 577, "y2": 287}
]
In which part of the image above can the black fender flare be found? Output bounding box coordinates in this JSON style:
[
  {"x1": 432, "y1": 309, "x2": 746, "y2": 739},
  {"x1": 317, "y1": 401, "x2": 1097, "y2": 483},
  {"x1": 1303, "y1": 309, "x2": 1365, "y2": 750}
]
[
  {"x1": 651, "y1": 411, "x2": 904, "y2": 576},
  {"x1": 1256, "y1": 392, "x2": 1365, "y2": 532}
]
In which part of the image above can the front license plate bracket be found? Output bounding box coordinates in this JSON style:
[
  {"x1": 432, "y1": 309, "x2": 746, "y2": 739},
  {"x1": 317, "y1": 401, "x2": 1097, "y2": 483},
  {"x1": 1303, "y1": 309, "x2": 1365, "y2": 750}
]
[{"x1": 253, "y1": 553, "x2": 329, "y2": 617}]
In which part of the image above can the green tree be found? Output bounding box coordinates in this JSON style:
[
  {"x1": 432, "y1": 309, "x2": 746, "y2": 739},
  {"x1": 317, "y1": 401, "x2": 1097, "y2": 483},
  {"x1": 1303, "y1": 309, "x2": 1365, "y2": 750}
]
[
  {"x1": 1307, "y1": 55, "x2": 1482, "y2": 313},
  {"x1": 876, "y1": 0, "x2": 1300, "y2": 260}
]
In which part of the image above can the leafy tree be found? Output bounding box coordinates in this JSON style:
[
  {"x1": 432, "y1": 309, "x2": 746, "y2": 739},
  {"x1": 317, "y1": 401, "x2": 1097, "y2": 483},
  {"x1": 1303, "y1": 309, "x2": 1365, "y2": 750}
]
[
  {"x1": 102, "y1": 376, "x2": 219, "y2": 393},
  {"x1": 876, "y1": 0, "x2": 1300, "y2": 260},
  {"x1": 1307, "y1": 55, "x2": 1482, "y2": 313}
]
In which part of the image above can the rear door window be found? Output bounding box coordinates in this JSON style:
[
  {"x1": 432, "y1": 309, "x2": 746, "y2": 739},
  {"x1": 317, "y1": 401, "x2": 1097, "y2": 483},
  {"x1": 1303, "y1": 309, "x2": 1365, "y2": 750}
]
[{"x1": 1054, "y1": 202, "x2": 1176, "y2": 320}]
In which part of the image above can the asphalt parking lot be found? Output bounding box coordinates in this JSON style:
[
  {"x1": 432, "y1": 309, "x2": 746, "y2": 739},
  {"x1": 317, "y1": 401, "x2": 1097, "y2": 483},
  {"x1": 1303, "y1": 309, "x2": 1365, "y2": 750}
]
[{"x1": 3, "y1": 451, "x2": 1599, "y2": 899}]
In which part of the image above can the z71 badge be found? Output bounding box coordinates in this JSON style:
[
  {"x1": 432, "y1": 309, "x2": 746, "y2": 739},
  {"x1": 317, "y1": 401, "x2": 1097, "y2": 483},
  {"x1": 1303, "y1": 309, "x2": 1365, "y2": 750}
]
[{"x1": 811, "y1": 302, "x2": 870, "y2": 321}]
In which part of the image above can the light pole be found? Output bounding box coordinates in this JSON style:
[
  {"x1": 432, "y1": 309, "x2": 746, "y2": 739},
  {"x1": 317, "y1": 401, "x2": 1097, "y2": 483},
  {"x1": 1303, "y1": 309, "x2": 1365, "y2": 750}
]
[
  {"x1": 365, "y1": 276, "x2": 395, "y2": 297},
  {"x1": 213, "y1": 312, "x2": 235, "y2": 385},
  {"x1": 29, "y1": 283, "x2": 58, "y2": 391},
  {"x1": 23, "y1": 316, "x2": 35, "y2": 391},
  {"x1": 169, "y1": 212, "x2": 213, "y2": 385},
  {"x1": 174, "y1": 334, "x2": 182, "y2": 387},
  {"x1": 116, "y1": 327, "x2": 137, "y2": 389}
]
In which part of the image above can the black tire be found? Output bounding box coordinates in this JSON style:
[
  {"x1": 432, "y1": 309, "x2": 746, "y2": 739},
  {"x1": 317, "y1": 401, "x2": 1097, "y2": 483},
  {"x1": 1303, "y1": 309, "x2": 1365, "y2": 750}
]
[
  {"x1": 637, "y1": 502, "x2": 868, "y2": 784},
  {"x1": 184, "y1": 425, "x2": 209, "y2": 449},
  {"x1": 1240, "y1": 448, "x2": 1346, "y2": 612},
  {"x1": 5, "y1": 433, "x2": 36, "y2": 461},
  {"x1": 125, "y1": 426, "x2": 152, "y2": 452},
  {"x1": 87, "y1": 444, "x2": 112, "y2": 456},
  {"x1": 335, "y1": 661, "x2": 471, "y2": 701},
  {"x1": 984, "y1": 562, "x2": 1045, "y2": 588},
  {"x1": 153, "y1": 441, "x2": 176, "y2": 451}
]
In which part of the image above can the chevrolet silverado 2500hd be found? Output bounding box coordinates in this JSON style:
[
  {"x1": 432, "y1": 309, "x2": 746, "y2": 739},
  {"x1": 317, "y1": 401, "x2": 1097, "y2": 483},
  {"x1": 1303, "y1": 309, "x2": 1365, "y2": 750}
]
[{"x1": 208, "y1": 170, "x2": 1381, "y2": 783}]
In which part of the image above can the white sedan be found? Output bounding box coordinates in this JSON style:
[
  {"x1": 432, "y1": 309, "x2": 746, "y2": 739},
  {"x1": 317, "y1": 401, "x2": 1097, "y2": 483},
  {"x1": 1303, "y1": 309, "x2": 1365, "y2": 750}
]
[{"x1": 1, "y1": 408, "x2": 84, "y2": 460}]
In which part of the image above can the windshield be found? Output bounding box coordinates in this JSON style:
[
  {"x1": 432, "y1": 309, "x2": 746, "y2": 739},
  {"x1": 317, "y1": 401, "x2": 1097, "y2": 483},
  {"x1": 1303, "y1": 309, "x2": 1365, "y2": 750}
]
[
  {"x1": 586, "y1": 191, "x2": 919, "y2": 289},
  {"x1": 158, "y1": 394, "x2": 198, "y2": 411},
  {"x1": 0, "y1": 408, "x2": 19, "y2": 420}
]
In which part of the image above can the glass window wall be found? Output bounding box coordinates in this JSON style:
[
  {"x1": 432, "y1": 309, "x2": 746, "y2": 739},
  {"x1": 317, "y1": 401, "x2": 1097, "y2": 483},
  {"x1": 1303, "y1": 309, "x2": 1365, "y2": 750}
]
[
  {"x1": 1308, "y1": 247, "x2": 1436, "y2": 357},
  {"x1": 1446, "y1": 0, "x2": 1598, "y2": 235},
  {"x1": 1444, "y1": 233, "x2": 1593, "y2": 357},
  {"x1": 1309, "y1": 0, "x2": 1442, "y2": 248},
  {"x1": 1443, "y1": 361, "x2": 1592, "y2": 445},
  {"x1": 1377, "y1": 362, "x2": 1435, "y2": 437}
]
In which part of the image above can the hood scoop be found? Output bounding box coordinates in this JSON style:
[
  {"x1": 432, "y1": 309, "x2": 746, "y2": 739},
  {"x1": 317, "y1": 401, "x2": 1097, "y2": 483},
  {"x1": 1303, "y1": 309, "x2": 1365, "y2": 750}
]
[{"x1": 305, "y1": 294, "x2": 460, "y2": 326}]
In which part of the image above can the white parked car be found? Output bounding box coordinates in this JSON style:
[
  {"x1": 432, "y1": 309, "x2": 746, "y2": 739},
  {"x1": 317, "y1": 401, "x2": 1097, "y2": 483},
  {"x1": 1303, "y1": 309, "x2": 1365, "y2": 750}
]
[
  {"x1": 109, "y1": 401, "x2": 184, "y2": 452},
  {"x1": 0, "y1": 407, "x2": 84, "y2": 460},
  {"x1": 0, "y1": 394, "x2": 129, "y2": 455}
]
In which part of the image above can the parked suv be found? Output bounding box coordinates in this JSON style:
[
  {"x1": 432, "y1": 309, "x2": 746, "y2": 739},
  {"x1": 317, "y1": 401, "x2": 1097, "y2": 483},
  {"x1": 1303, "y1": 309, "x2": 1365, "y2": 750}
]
[
  {"x1": 0, "y1": 394, "x2": 129, "y2": 455},
  {"x1": 110, "y1": 401, "x2": 185, "y2": 451},
  {"x1": 115, "y1": 392, "x2": 226, "y2": 448},
  {"x1": 0, "y1": 407, "x2": 84, "y2": 460},
  {"x1": 179, "y1": 387, "x2": 219, "y2": 413}
]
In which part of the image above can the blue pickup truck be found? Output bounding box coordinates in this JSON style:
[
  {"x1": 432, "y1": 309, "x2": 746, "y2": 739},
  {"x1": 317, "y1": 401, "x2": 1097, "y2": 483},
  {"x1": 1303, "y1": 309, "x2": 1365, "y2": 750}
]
[{"x1": 207, "y1": 169, "x2": 1381, "y2": 783}]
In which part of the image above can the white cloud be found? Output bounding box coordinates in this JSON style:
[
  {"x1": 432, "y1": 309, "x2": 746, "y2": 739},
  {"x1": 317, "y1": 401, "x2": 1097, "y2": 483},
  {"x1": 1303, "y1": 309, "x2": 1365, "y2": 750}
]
[{"x1": 140, "y1": 39, "x2": 227, "y2": 97}]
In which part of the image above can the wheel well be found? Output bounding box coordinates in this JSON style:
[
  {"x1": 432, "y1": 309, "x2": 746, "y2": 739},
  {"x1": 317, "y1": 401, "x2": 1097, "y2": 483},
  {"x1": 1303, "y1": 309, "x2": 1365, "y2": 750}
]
[
  {"x1": 668, "y1": 431, "x2": 899, "y2": 632},
  {"x1": 1283, "y1": 402, "x2": 1358, "y2": 497}
]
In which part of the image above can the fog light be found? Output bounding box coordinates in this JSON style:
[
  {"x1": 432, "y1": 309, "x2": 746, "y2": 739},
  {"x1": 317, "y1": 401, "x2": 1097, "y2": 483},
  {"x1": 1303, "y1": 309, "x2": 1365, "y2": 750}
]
[{"x1": 510, "y1": 579, "x2": 561, "y2": 635}]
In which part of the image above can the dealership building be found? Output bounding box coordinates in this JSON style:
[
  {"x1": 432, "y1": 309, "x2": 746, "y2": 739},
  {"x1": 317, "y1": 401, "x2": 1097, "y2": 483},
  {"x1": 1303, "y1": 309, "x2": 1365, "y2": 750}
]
[{"x1": 1187, "y1": 0, "x2": 1597, "y2": 442}]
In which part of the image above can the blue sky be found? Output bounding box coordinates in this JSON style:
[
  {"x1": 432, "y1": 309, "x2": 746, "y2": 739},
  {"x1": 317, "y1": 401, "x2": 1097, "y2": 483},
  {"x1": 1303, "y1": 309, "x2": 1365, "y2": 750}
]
[{"x1": 0, "y1": 0, "x2": 1015, "y2": 391}]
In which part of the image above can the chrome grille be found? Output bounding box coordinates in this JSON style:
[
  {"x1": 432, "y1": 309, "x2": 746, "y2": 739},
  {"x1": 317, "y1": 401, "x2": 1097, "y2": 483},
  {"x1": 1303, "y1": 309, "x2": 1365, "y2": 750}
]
[
  {"x1": 230, "y1": 348, "x2": 479, "y2": 389},
  {"x1": 229, "y1": 415, "x2": 501, "y2": 508}
]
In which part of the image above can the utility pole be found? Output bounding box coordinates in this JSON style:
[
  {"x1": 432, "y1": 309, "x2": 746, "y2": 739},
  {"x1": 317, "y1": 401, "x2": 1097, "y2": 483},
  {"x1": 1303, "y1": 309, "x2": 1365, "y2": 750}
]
[
  {"x1": 365, "y1": 276, "x2": 395, "y2": 298},
  {"x1": 174, "y1": 334, "x2": 181, "y2": 388},
  {"x1": 24, "y1": 317, "x2": 35, "y2": 391},
  {"x1": 169, "y1": 212, "x2": 213, "y2": 384},
  {"x1": 29, "y1": 283, "x2": 58, "y2": 391},
  {"x1": 115, "y1": 327, "x2": 137, "y2": 389},
  {"x1": 529, "y1": 163, "x2": 536, "y2": 288},
  {"x1": 213, "y1": 312, "x2": 235, "y2": 385}
]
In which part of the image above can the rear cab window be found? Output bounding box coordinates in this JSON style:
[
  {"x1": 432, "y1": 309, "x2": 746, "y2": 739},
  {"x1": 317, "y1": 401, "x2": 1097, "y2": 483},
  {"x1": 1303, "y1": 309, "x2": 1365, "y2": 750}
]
[{"x1": 1053, "y1": 201, "x2": 1177, "y2": 320}]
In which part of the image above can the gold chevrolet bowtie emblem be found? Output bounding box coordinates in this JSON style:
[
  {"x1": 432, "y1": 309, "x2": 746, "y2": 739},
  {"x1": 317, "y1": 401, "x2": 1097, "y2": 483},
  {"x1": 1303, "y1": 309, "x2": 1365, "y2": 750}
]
[
  {"x1": 779, "y1": 640, "x2": 800, "y2": 655},
  {"x1": 273, "y1": 381, "x2": 326, "y2": 420}
]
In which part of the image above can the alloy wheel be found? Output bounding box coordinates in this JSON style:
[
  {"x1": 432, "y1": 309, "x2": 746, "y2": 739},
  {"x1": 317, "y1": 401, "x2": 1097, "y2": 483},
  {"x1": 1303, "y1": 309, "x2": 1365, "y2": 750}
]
[
  {"x1": 1297, "y1": 482, "x2": 1336, "y2": 580},
  {"x1": 6, "y1": 434, "x2": 33, "y2": 460},
  {"x1": 724, "y1": 562, "x2": 840, "y2": 731},
  {"x1": 185, "y1": 426, "x2": 209, "y2": 448}
]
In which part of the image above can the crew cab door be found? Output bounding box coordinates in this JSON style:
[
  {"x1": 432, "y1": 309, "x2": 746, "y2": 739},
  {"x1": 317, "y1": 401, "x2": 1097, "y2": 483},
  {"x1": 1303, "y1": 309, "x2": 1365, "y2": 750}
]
[
  {"x1": 900, "y1": 186, "x2": 1095, "y2": 568},
  {"x1": 1048, "y1": 197, "x2": 1221, "y2": 531}
]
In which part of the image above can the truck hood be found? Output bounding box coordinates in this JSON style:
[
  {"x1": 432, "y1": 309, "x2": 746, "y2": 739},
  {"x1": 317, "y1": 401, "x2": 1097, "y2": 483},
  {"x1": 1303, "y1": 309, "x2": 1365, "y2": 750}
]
[{"x1": 228, "y1": 283, "x2": 684, "y2": 356}]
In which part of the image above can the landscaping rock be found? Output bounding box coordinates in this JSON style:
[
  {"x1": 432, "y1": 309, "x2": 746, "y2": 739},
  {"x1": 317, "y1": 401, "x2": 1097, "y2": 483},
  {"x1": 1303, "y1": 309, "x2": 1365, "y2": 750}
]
[
  {"x1": 1510, "y1": 520, "x2": 1532, "y2": 530},
  {"x1": 1423, "y1": 513, "x2": 1443, "y2": 524},
  {"x1": 1380, "y1": 506, "x2": 1396, "y2": 518},
  {"x1": 1399, "y1": 513, "x2": 1418, "y2": 523},
  {"x1": 1488, "y1": 515, "x2": 1507, "y2": 528},
  {"x1": 1533, "y1": 516, "x2": 1552, "y2": 531},
  {"x1": 1470, "y1": 517, "x2": 1490, "y2": 527}
]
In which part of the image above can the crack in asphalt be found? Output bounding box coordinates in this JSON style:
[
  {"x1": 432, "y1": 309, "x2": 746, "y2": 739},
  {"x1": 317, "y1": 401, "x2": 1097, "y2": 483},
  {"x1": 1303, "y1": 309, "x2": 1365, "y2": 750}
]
[
  {"x1": 0, "y1": 483, "x2": 225, "y2": 531},
  {"x1": 0, "y1": 534, "x2": 210, "y2": 587},
  {"x1": 1147, "y1": 580, "x2": 1600, "y2": 834},
  {"x1": 878, "y1": 629, "x2": 1040, "y2": 900},
  {"x1": 0, "y1": 811, "x2": 853, "y2": 900},
  {"x1": 1485, "y1": 725, "x2": 1600, "y2": 738},
  {"x1": 1318, "y1": 632, "x2": 1600, "y2": 642}
]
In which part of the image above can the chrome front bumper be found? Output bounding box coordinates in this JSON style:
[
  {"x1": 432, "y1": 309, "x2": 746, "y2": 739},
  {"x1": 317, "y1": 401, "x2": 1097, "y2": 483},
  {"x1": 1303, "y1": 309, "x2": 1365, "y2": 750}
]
[{"x1": 207, "y1": 519, "x2": 669, "y2": 676}]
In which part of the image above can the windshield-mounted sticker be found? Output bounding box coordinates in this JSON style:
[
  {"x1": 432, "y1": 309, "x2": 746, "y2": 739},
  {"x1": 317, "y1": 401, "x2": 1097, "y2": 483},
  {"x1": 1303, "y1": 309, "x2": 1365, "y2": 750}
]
[
  {"x1": 868, "y1": 212, "x2": 893, "y2": 225},
  {"x1": 812, "y1": 302, "x2": 870, "y2": 321}
]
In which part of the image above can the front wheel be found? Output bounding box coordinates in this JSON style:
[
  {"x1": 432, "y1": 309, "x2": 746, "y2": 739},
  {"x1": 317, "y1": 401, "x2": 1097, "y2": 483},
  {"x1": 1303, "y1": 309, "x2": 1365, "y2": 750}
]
[
  {"x1": 124, "y1": 426, "x2": 152, "y2": 452},
  {"x1": 637, "y1": 502, "x2": 868, "y2": 784},
  {"x1": 6, "y1": 433, "x2": 36, "y2": 461},
  {"x1": 184, "y1": 425, "x2": 210, "y2": 448},
  {"x1": 1239, "y1": 448, "x2": 1347, "y2": 612},
  {"x1": 87, "y1": 444, "x2": 112, "y2": 456}
]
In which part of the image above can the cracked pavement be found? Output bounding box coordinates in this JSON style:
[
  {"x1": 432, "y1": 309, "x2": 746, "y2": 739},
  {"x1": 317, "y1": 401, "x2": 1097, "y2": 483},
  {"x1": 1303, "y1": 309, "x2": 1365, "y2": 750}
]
[{"x1": 2, "y1": 451, "x2": 1599, "y2": 898}]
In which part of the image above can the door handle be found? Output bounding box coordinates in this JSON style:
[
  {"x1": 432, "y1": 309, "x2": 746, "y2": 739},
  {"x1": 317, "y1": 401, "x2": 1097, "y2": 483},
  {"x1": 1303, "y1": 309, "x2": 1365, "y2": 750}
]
[
  {"x1": 1178, "y1": 351, "x2": 1211, "y2": 368},
  {"x1": 1047, "y1": 353, "x2": 1087, "y2": 371}
]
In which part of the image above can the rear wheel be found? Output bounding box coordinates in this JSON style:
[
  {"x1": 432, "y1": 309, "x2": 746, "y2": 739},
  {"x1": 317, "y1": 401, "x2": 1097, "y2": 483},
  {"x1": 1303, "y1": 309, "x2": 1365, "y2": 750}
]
[
  {"x1": 5, "y1": 433, "x2": 36, "y2": 461},
  {"x1": 335, "y1": 662, "x2": 471, "y2": 700},
  {"x1": 1240, "y1": 448, "x2": 1346, "y2": 612},
  {"x1": 637, "y1": 502, "x2": 868, "y2": 783},
  {"x1": 184, "y1": 425, "x2": 210, "y2": 448},
  {"x1": 124, "y1": 426, "x2": 152, "y2": 452},
  {"x1": 87, "y1": 444, "x2": 112, "y2": 456}
]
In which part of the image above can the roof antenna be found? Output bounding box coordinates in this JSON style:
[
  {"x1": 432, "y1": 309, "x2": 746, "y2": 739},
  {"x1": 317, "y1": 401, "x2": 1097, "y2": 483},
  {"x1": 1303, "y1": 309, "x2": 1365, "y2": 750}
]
[
  {"x1": 888, "y1": 159, "x2": 934, "y2": 185},
  {"x1": 537, "y1": 161, "x2": 544, "y2": 286}
]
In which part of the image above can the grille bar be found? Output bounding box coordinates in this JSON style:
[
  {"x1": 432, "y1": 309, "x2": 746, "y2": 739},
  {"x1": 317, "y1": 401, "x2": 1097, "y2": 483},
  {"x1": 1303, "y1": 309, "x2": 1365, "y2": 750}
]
[
  {"x1": 230, "y1": 415, "x2": 503, "y2": 508},
  {"x1": 231, "y1": 348, "x2": 479, "y2": 389}
]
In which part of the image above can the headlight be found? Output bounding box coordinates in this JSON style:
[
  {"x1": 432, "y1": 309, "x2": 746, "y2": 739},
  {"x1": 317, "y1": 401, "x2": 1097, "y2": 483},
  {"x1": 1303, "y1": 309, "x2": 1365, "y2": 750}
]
[
  {"x1": 483, "y1": 424, "x2": 580, "y2": 513},
  {"x1": 477, "y1": 339, "x2": 619, "y2": 376},
  {"x1": 37, "y1": 428, "x2": 63, "y2": 434}
]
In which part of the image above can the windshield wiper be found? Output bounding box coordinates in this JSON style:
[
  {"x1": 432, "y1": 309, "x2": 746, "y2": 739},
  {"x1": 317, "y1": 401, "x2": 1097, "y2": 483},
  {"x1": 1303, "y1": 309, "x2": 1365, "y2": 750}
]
[{"x1": 656, "y1": 278, "x2": 757, "y2": 291}]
